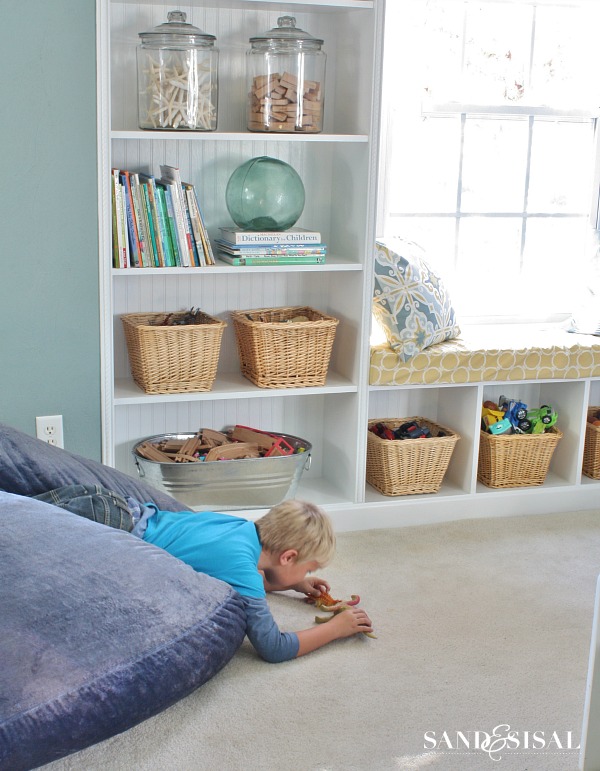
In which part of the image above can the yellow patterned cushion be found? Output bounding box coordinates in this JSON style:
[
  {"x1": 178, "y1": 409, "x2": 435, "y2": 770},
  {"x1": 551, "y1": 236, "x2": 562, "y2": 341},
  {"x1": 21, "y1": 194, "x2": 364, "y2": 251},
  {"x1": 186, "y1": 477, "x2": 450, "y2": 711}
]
[{"x1": 369, "y1": 326, "x2": 600, "y2": 386}]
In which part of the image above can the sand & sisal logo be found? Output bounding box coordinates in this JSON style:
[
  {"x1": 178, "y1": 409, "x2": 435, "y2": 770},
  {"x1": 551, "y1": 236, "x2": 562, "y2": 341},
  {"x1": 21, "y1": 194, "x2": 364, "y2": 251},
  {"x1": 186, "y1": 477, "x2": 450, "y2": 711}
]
[{"x1": 423, "y1": 724, "x2": 580, "y2": 762}]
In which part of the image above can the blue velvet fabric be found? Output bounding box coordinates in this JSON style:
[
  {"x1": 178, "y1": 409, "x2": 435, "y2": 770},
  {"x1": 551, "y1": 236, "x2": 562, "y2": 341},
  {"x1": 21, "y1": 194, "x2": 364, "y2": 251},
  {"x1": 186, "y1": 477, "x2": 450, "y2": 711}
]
[
  {"x1": 0, "y1": 422, "x2": 184, "y2": 510},
  {"x1": 0, "y1": 492, "x2": 246, "y2": 771}
]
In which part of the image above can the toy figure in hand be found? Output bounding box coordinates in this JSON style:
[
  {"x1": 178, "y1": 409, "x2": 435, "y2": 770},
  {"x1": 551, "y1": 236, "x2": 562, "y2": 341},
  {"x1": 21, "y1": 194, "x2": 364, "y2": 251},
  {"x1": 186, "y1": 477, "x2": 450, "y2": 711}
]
[{"x1": 306, "y1": 590, "x2": 377, "y2": 638}]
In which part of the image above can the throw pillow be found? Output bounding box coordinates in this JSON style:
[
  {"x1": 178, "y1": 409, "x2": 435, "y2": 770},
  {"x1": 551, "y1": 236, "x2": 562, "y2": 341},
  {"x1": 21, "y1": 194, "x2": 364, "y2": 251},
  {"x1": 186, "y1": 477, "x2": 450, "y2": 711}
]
[{"x1": 372, "y1": 238, "x2": 460, "y2": 362}]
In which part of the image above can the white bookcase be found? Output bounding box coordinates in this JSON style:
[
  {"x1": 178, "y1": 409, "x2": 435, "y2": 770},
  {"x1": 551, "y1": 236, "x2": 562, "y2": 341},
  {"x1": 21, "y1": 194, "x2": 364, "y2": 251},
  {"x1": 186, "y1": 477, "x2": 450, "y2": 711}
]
[
  {"x1": 98, "y1": 0, "x2": 600, "y2": 530},
  {"x1": 97, "y1": 0, "x2": 385, "y2": 514}
]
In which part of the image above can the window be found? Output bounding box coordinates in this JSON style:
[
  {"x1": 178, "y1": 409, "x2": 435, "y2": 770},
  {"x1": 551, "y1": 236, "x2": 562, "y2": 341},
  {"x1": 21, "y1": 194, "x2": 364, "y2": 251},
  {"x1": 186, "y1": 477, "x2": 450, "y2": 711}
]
[{"x1": 378, "y1": 0, "x2": 600, "y2": 321}]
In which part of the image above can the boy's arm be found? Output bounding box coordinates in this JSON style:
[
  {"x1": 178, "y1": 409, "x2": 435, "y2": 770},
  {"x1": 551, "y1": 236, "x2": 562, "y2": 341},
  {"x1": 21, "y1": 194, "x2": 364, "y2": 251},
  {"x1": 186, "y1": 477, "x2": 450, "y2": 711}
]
[
  {"x1": 243, "y1": 596, "x2": 373, "y2": 662},
  {"x1": 243, "y1": 596, "x2": 300, "y2": 663},
  {"x1": 296, "y1": 607, "x2": 373, "y2": 657}
]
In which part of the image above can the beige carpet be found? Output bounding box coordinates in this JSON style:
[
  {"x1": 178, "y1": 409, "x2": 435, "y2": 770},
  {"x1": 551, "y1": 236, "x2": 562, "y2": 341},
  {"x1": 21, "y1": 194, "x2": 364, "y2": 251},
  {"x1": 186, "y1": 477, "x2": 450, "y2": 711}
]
[{"x1": 44, "y1": 510, "x2": 600, "y2": 771}]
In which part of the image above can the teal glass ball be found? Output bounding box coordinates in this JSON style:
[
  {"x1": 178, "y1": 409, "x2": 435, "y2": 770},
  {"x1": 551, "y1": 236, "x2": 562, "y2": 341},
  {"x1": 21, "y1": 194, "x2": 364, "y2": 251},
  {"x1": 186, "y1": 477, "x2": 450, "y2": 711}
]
[{"x1": 225, "y1": 156, "x2": 305, "y2": 231}]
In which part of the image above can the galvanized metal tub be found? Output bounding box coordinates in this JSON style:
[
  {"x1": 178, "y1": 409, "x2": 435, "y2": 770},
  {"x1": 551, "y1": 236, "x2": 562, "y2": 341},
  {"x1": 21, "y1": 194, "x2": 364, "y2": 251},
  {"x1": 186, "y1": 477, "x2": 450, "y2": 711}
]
[{"x1": 132, "y1": 432, "x2": 312, "y2": 510}]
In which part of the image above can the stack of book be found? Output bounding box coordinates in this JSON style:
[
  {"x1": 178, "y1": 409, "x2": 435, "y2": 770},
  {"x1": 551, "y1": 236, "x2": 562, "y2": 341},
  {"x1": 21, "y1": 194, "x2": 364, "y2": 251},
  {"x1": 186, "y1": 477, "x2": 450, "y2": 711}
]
[
  {"x1": 215, "y1": 227, "x2": 326, "y2": 266},
  {"x1": 111, "y1": 164, "x2": 215, "y2": 268}
]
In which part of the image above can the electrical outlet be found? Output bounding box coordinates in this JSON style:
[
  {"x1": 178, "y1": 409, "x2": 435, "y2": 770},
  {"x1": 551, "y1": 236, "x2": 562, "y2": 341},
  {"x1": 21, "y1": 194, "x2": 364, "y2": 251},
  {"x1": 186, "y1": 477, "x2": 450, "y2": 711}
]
[{"x1": 36, "y1": 415, "x2": 64, "y2": 448}]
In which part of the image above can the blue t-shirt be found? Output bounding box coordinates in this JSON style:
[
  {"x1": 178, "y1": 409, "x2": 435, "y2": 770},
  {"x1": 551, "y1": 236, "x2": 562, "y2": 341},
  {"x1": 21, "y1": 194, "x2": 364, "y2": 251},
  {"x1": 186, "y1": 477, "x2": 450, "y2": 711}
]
[
  {"x1": 143, "y1": 508, "x2": 265, "y2": 598},
  {"x1": 141, "y1": 507, "x2": 299, "y2": 663}
]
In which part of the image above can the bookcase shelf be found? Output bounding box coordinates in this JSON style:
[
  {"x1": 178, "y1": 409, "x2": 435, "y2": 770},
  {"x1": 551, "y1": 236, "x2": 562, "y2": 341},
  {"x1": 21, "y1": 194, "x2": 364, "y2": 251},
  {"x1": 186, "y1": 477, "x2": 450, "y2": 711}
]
[
  {"x1": 111, "y1": 130, "x2": 369, "y2": 143},
  {"x1": 98, "y1": 0, "x2": 384, "y2": 512}
]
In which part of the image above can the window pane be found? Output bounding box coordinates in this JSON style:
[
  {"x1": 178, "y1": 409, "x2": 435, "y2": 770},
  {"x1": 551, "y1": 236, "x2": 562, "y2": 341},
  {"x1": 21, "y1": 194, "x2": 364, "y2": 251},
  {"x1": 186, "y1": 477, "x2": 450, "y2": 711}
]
[
  {"x1": 387, "y1": 116, "x2": 461, "y2": 213},
  {"x1": 522, "y1": 218, "x2": 588, "y2": 313},
  {"x1": 385, "y1": 216, "x2": 456, "y2": 273},
  {"x1": 531, "y1": 5, "x2": 600, "y2": 109},
  {"x1": 527, "y1": 120, "x2": 595, "y2": 214},
  {"x1": 462, "y1": 2, "x2": 533, "y2": 104},
  {"x1": 422, "y1": 1, "x2": 465, "y2": 102},
  {"x1": 453, "y1": 217, "x2": 522, "y2": 315},
  {"x1": 461, "y1": 119, "x2": 529, "y2": 213}
]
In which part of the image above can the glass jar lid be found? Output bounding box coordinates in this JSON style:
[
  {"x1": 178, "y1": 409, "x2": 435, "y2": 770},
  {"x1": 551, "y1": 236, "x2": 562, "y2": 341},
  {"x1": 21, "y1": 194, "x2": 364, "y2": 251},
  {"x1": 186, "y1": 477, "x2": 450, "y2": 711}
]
[
  {"x1": 139, "y1": 10, "x2": 216, "y2": 45},
  {"x1": 249, "y1": 16, "x2": 324, "y2": 48}
]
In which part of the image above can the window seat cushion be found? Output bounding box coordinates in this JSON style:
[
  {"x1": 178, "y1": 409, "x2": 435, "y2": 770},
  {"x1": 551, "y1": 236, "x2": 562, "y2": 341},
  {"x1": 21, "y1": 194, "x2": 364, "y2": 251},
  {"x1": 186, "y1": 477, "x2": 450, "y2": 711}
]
[{"x1": 369, "y1": 326, "x2": 600, "y2": 386}]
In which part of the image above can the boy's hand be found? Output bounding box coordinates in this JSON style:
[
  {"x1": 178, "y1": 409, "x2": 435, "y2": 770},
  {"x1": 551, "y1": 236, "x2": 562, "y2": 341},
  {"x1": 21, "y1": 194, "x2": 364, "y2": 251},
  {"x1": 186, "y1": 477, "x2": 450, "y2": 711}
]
[
  {"x1": 328, "y1": 607, "x2": 373, "y2": 638},
  {"x1": 293, "y1": 576, "x2": 330, "y2": 597}
]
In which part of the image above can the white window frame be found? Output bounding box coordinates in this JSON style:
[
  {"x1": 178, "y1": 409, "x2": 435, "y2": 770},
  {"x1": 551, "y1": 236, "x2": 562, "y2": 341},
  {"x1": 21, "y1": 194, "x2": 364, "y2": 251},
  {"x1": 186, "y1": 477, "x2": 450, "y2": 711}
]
[{"x1": 377, "y1": 0, "x2": 600, "y2": 325}]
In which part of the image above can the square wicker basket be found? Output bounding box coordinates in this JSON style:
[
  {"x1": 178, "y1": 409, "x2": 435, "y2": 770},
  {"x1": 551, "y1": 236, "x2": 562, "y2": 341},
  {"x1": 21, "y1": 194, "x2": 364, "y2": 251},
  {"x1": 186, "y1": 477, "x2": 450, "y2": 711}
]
[
  {"x1": 583, "y1": 407, "x2": 600, "y2": 479},
  {"x1": 477, "y1": 426, "x2": 563, "y2": 488},
  {"x1": 230, "y1": 305, "x2": 339, "y2": 388},
  {"x1": 121, "y1": 311, "x2": 226, "y2": 394},
  {"x1": 366, "y1": 417, "x2": 460, "y2": 496}
]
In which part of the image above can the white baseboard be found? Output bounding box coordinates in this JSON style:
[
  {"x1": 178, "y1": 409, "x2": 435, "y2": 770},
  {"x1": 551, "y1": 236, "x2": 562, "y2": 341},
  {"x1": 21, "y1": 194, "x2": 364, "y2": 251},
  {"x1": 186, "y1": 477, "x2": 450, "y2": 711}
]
[{"x1": 323, "y1": 485, "x2": 600, "y2": 532}]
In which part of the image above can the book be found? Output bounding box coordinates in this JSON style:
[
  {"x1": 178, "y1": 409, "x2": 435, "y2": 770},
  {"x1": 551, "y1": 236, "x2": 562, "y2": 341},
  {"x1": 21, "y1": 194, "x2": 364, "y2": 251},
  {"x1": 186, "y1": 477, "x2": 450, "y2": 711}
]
[
  {"x1": 139, "y1": 174, "x2": 168, "y2": 267},
  {"x1": 159, "y1": 165, "x2": 194, "y2": 267},
  {"x1": 218, "y1": 226, "x2": 322, "y2": 245},
  {"x1": 214, "y1": 239, "x2": 327, "y2": 257},
  {"x1": 139, "y1": 179, "x2": 161, "y2": 266},
  {"x1": 154, "y1": 185, "x2": 175, "y2": 267},
  {"x1": 156, "y1": 182, "x2": 182, "y2": 266},
  {"x1": 184, "y1": 186, "x2": 206, "y2": 266},
  {"x1": 216, "y1": 253, "x2": 326, "y2": 266},
  {"x1": 120, "y1": 171, "x2": 142, "y2": 267},
  {"x1": 129, "y1": 173, "x2": 152, "y2": 267},
  {"x1": 110, "y1": 170, "x2": 122, "y2": 268},
  {"x1": 184, "y1": 182, "x2": 215, "y2": 265}
]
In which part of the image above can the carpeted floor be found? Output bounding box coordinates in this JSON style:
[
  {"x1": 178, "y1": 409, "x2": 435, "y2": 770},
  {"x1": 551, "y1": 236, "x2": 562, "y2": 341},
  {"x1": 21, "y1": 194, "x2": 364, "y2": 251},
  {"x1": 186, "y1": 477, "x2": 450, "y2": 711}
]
[{"x1": 43, "y1": 509, "x2": 600, "y2": 771}]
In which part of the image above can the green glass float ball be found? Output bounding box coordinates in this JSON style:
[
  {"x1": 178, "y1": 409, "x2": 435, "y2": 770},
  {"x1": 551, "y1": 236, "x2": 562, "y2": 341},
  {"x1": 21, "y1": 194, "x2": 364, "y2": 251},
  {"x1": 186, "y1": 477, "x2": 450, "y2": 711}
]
[{"x1": 225, "y1": 156, "x2": 305, "y2": 231}]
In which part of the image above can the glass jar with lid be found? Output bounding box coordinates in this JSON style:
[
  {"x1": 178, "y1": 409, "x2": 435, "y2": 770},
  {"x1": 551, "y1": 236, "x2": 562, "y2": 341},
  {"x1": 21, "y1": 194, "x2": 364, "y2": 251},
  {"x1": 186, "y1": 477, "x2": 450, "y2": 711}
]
[
  {"x1": 247, "y1": 16, "x2": 326, "y2": 133},
  {"x1": 137, "y1": 10, "x2": 218, "y2": 131}
]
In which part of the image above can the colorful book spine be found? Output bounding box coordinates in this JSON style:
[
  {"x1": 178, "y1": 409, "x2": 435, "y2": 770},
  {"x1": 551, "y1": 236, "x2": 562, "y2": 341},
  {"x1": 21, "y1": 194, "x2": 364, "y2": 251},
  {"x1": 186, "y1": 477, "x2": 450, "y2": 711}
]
[
  {"x1": 184, "y1": 186, "x2": 207, "y2": 267},
  {"x1": 214, "y1": 239, "x2": 327, "y2": 257},
  {"x1": 186, "y1": 183, "x2": 215, "y2": 265},
  {"x1": 129, "y1": 173, "x2": 151, "y2": 267},
  {"x1": 216, "y1": 253, "x2": 326, "y2": 266},
  {"x1": 115, "y1": 173, "x2": 130, "y2": 268},
  {"x1": 154, "y1": 185, "x2": 175, "y2": 267},
  {"x1": 158, "y1": 184, "x2": 182, "y2": 266},
  {"x1": 120, "y1": 171, "x2": 142, "y2": 267},
  {"x1": 140, "y1": 182, "x2": 161, "y2": 266},
  {"x1": 218, "y1": 227, "x2": 322, "y2": 245},
  {"x1": 159, "y1": 165, "x2": 194, "y2": 267},
  {"x1": 140, "y1": 174, "x2": 167, "y2": 267}
]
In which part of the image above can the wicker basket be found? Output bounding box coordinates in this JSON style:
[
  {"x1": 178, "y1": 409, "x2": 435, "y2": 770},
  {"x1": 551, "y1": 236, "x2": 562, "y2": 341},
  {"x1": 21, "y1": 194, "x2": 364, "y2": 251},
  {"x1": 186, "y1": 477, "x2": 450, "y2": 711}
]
[
  {"x1": 366, "y1": 417, "x2": 460, "y2": 496},
  {"x1": 231, "y1": 306, "x2": 339, "y2": 388},
  {"x1": 583, "y1": 407, "x2": 600, "y2": 479},
  {"x1": 121, "y1": 311, "x2": 226, "y2": 394},
  {"x1": 477, "y1": 426, "x2": 563, "y2": 488}
]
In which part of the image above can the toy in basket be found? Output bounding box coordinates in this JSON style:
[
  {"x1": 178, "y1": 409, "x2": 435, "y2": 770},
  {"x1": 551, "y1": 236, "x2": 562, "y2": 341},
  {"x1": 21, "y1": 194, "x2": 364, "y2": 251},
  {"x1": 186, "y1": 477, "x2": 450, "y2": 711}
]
[
  {"x1": 366, "y1": 417, "x2": 460, "y2": 496},
  {"x1": 478, "y1": 397, "x2": 562, "y2": 488},
  {"x1": 230, "y1": 305, "x2": 339, "y2": 388},
  {"x1": 121, "y1": 309, "x2": 226, "y2": 394},
  {"x1": 583, "y1": 407, "x2": 600, "y2": 479}
]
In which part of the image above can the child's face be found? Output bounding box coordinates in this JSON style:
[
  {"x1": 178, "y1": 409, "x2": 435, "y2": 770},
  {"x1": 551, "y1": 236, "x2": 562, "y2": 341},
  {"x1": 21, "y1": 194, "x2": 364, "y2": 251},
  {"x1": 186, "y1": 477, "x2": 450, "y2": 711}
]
[{"x1": 270, "y1": 558, "x2": 321, "y2": 587}]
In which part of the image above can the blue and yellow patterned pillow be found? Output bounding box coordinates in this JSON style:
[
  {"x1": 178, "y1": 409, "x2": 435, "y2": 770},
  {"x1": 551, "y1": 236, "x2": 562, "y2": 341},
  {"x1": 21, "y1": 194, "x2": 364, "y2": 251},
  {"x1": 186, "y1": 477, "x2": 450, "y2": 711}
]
[{"x1": 372, "y1": 238, "x2": 460, "y2": 362}]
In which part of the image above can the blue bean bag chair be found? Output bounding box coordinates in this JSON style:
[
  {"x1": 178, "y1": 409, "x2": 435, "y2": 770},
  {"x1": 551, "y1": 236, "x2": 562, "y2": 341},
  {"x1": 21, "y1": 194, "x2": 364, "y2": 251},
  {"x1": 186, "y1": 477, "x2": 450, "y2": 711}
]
[
  {"x1": 0, "y1": 493, "x2": 246, "y2": 770},
  {"x1": 0, "y1": 424, "x2": 248, "y2": 771},
  {"x1": 0, "y1": 421, "x2": 183, "y2": 510}
]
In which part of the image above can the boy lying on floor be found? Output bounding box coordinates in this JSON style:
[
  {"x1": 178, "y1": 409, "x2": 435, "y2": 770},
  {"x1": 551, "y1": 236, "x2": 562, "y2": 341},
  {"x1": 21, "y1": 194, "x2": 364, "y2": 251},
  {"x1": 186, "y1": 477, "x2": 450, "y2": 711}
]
[{"x1": 34, "y1": 485, "x2": 373, "y2": 662}]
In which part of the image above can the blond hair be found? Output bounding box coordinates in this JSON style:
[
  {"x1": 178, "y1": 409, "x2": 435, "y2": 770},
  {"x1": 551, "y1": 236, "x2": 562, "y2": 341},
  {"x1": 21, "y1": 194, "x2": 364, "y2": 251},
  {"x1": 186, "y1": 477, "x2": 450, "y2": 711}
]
[{"x1": 255, "y1": 499, "x2": 335, "y2": 566}]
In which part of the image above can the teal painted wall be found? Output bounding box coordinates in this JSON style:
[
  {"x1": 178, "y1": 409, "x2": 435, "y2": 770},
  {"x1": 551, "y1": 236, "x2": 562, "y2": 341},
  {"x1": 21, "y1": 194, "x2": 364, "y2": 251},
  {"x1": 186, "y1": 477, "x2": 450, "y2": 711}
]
[{"x1": 0, "y1": 0, "x2": 101, "y2": 459}]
